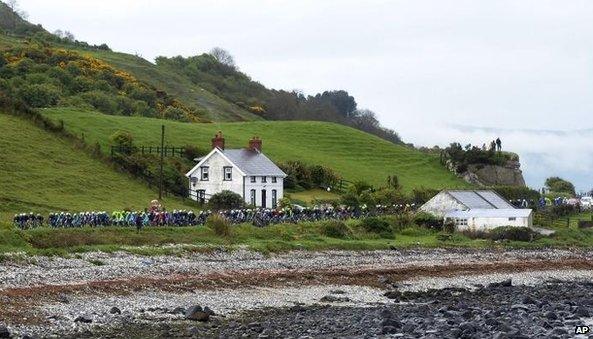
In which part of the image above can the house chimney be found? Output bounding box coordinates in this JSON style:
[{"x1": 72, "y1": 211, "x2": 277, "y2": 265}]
[
  {"x1": 211, "y1": 131, "x2": 225, "y2": 150},
  {"x1": 248, "y1": 136, "x2": 262, "y2": 152}
]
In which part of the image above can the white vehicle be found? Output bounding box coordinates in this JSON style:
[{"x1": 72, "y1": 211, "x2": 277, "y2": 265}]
[{"x1": 580, "y1": 196, "x2": 593, "y2": 209}]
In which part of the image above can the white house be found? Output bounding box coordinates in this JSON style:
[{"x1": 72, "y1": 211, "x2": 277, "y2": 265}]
[
  {"x1": 185, "y1": 132, "x2": 286, "y2": 208},
  {"x1": 420, "y1": 190, "x2": 533, "y2": 231}
]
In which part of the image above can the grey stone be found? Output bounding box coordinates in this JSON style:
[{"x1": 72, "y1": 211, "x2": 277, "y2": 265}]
[
  {"x1": 0, "y1": 325, "x2": 9, "y2": 339},
  {"x1": 185, "y1": 306, "x2": 210, "y2": 322},
  {"x1": 74, "y1": 316, "x2": 92, "y2": 323},
  {"x1": 576, "y1": 306, "x2": 590, "y2": 317},
  {"x1": 381, "y1": 326, "x2": 399, "y2": 335},
  {"x1": 319, "y1": 295, "x2": 351, "y2": 303},
  {"x1": 489, "y1": 279, "x2": 513, "y2": 288},
  {"x1": 522, "y1": 295, "x2": 536, "y2": 304},
  {"x1": 171, "y1": 307, "x2": 186, "y2": 315},
  {"x1": 510, "y1": 304, "x2": 530, "y2": 311}
]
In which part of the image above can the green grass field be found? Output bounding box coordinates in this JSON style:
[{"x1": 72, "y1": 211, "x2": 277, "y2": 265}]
[
  {"x1": 42, "y1": 108, "x2": 469, "y2": 192},
  {"x1": 0, "y1": 113, "x2": 192, "y2": 221},
  {"x1": 286, "y1": 189, "x2": 341, "y2": 205}
]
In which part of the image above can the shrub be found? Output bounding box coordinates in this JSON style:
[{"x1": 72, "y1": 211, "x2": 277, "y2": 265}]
[
  {"x1": 411, "y1": 188, "x2": 439, "y2": 205},
  {"x1": 545, "y1": 177, "x2": 576, "y2": 196},
  {"x1": 208, "y1": 190, "x2": 245, "y2": 211},
  {"x1": 489, "y1": 226, "x2": 536, "y2": 242},
  {"x1": 82, "y1": 90, "x2": 117, "y2": 113},
  {"x1": 493, "y1": 185, "x2": 540, "y2": 202},
  {"x1": 321, "y1": 220, "x2": 350, "y2": 238},
  {"x1": 372, "y1": 188, "x2": 406, "y2": 205},
  {"x1": 443, "y1": 220, "x2": 456, "y2": 234},
  {"x1": 278, "y1": 197, "x2": 292, "y2": 209},
  {"x1": 183, "y1": 144, "x2": 208, "y2": 162},
  {"x1": 413, "y1": 212, "x2": 443, "y2": 230},
  {"x1": 280, "y1": 161, "x2": 312, "y2": 189},
  {"x1": 359, "y1": 191, "x2": 376, "y2": 207},
  {"x1": 17, "y1": 83, "x2": 60, "y2": 107},
  {"x1": 163, "y1": 106, "x2": 189, "y2": 121},
  {"x1": 283, "y1": 173, "x2": 298, "y2": 190},
  {"x1": 390, "y1": 213, "x2": 415, "y2": 231},
  {"x1": 206, "y1": 214, "x2": 231, "y2": 237},
  {"x1": 340, "y1": 192, "x2": 359, "y2": 208},
  {"x1": 310, "y1": 165, "x2": 340, "y2": 187},
  {"x1": 109, "y1": 130, "x2": 134, "y2": 149},
  {"x1": 360, "y1": 217, "x2": 391, "y2": 234},
  {"x1": 386, "y1": 175, "x2": 401, "y2": 190},
  {"x1": 351, "y1": 181, "x2": 373, "y2": 195}
]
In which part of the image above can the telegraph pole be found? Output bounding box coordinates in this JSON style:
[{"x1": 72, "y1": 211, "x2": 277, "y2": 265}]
[{"x1": 159, "y1": 125, "x2": 165, "y2": 200}]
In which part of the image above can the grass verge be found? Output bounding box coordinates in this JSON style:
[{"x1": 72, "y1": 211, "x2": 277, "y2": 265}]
[{"x1": 3, "y1": 213, "x2": 593, "y2": 256}]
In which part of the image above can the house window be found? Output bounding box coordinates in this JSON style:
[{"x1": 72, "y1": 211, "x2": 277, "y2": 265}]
[
  {"x1": 250, "y1": 189, "x2": 256, "y2": 206},
  {"x1": 261, "y1": 176, "x2": 267, "y2": 183},
  {"x1": 250, "y1": 176, "x2": 256, "y2": 183},
  {"x1": 509, "y1": 217, "x2": 516, "y2": 221},
  {"x1": 455, "y1": 218, "x2": 467, "y2": 226},
  {"x1": 200, "y1": 167, "x2": 209, "y2": 181},
  {"x1": 224, "y1": 167, "x2": 232, "y2": 181},
  {"x1": 272, "y1": 189, "x2": 277, "y2": 208},
  {"x1": 271, "y1": 177, "x2": 277, "y2": 183}
]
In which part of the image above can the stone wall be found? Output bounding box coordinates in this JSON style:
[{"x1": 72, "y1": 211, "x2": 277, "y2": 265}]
[{"x1": 466, "y1": 163, "x2": 526, "y2": 187}]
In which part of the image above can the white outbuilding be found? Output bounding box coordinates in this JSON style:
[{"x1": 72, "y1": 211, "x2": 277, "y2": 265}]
[
  {"x1": 444, "y1": 209, "x2": 533, "y2": 231},
  {"x1": 420, "y1": 190, "x2": 533, "y2": 231},
  {"x1": 185, "y1": 132, "x2": 286, "y2": 208}
]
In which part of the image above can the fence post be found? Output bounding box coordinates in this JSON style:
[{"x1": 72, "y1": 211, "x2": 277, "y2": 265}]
[
  {"x1": 141, "y1": 146, "x2": 145, "y2": 155},
  {"x1": 159, "y1": 125, "x2": 165, "y2": 200},
  {"x1": 567, "y1": 218, "x2": 570, "y2": 228}
]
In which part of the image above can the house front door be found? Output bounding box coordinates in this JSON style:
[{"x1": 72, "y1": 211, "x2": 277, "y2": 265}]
[{"x1": 261, "y1": 189, "x2": 267, "y2": 208}]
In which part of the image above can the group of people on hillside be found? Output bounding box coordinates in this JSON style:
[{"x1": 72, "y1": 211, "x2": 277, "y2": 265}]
[
  {"x1": 12, "y1": 213, "x2": 44, "y2": 230},
  {"x1": 482, "y1": 137, "x2": 502, "y2": 152},
  {"x1": 509, "y1": 196, "x2": 583, "y2": 209},
  {"x1": 13, "y1": 203, "x2": 417, "y2": 230}
]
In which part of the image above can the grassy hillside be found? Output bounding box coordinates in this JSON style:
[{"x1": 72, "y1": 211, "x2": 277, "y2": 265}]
[
  {"x1": 77, "y1": 48, "x2": 261, "y2": 122},
  {"x1": 42, "y1": 108, "x2": 469, "y2": 191},
  {"x1": 0, "y1": 113, "x2": 191, "y2": 221}
]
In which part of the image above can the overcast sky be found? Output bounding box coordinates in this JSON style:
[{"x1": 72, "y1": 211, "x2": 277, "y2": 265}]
[{"x1": 18, "y1": 0, "x2": 593, "y2": 191}]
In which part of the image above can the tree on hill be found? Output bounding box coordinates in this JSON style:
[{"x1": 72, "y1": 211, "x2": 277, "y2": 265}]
[
  {"x1": 545, "y1": 177, "x2": 576, "y2": 196},
  {"x1": 155, "y1": 52, "x2": 402, "y2": 144},
  {"x1": 0, "y1": 0, "x2": 43, "y2": 35},
  {"x1": 5, "y1": 0, "x2": 27, "y2": 27},
  {"x1": 209, "y1": 47, "x2": 236, "y2": 69}
]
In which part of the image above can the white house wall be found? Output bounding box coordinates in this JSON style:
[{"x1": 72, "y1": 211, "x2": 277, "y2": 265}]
[
  {"x1": 244, "y1": 178, "x2": 284, "y2": 208},
  {"x1": 187, "y1": 151, "x2": 284, "y2": 208},
  {"x1": 420, "y1": 192, "x2": 467, "y2": 217},
  {"x1": 456, "y1": 215, "x2": 532, "y2": 231},
  {"x1": 188, "y1": 152, "x2": 244, "y2": 201}
]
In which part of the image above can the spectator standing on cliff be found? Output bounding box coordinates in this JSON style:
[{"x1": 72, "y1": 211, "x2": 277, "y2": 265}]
[{"x1": 496, "y1": 137, "x2": 502, "y2": 151}]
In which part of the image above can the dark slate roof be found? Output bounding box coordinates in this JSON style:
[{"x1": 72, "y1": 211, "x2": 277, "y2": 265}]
[
  {"x1": 446, "y1": 190, "x2": 515, "y2": 209},
  {"x1": 222, "y1": 149, "x2": 286, "y2": 176}
]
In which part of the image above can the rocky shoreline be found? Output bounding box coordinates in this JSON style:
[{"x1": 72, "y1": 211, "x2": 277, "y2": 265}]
[
  {"x1": 44, "y1": 276, "x2": 593, "y2": 339},
  {"x1": 2, "y1": 248, "x2": 593, "y2": 338}
]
